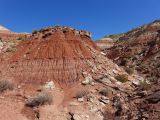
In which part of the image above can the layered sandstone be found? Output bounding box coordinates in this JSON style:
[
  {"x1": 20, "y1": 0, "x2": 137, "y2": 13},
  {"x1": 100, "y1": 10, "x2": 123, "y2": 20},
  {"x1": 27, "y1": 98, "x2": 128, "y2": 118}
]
[
  {"x1": 95, "y1": 38, "x2": 115, "y2": 50},
  {"x1": 0, "y1": 26, "x2": 126, "y2": 88},
  {"x1": 105, "y1": 20, "x2": 160, "y2": 82}
]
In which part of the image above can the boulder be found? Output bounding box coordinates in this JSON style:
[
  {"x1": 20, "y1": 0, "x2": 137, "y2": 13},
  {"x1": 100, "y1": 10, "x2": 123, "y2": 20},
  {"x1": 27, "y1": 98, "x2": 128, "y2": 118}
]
[
  {"x1": 77, "y1": 97, "x2": 84, "y2": 102},
  {"x1": 82, "y1": 75, "x2": 93, "y2": 85},
  {"x1": 44, "y1": 81, "x2": 55, "y2": 89}
]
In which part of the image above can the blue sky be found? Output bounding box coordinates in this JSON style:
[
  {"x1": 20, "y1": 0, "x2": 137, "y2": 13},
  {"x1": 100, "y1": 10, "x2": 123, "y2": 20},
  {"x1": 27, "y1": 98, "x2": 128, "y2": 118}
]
[{"x1": 0, "y1": 0, "x2": 160, "y2": 39}]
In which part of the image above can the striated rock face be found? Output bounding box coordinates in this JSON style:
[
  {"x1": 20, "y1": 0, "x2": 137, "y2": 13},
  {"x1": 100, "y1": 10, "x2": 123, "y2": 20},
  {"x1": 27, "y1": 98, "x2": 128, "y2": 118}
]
[
  {"x1": 95, "y1": 38, "x2": 115, "y2": 50},
  {"x1": 0, "y1": 26, "x2": 126, "y2": 88},
  {"x1": 95, "y1": 33, "x2": 124, "y2": 50}
]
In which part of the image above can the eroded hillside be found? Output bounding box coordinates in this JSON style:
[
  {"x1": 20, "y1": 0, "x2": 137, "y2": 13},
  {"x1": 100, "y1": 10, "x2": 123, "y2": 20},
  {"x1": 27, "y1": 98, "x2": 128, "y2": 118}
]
[{"x1": 0, "y1": 26, "x2": 139, "y2": 120}]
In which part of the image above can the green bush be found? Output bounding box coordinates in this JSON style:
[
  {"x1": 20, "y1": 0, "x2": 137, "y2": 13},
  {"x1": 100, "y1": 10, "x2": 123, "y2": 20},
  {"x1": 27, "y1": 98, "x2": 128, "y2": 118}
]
[
  {"x1": 115, "y1": 74, "x2": 128, "y2": 83},
  {"x1": 25, "y1": 92, "x2": 53, "y2": 107},
  {"x1": 0, "y1": 80, "x2": 14, "y2": 92}
]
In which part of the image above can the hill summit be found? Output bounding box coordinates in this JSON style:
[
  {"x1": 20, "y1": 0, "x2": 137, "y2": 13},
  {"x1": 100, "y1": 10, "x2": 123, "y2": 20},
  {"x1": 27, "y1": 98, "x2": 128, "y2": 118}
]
[{"x1": 0, "y1": 25, "x2": 10, "y2": 32}]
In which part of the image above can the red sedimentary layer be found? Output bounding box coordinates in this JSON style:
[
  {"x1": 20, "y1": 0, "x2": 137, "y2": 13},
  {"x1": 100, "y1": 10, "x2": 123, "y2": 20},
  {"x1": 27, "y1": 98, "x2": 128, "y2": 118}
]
[
  {"x1": 0, "y1": 27, "x2": 102, "y2": 87},
  {"x1": 95, "y1": 39, "x2": 115, "y2": 49}
]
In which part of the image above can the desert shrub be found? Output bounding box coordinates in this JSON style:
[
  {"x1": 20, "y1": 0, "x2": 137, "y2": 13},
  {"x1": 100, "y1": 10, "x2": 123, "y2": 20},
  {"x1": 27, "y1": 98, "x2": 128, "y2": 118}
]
[
  {"x1": 17, "y1": 35, "x2": 27, "y2": 40},
  {"x1": 75, "y1": 90, "x2": 89, "y2": 98},
  {"x1": 25, "y1": 92, "x2": 53, "y2": 107},
  {"x1": 120, "y1": 59, "x2": 127, "y2": 66},
  {"x1": 6, "y1": 47, "x2": 16, "y2": 52},
  {"x1": 6, "y1": 44, "x2": 16, "y2": 52},
  {"x1": 0, "y1": 80, "x2": 14, "y2": 92},
  {"x1": 99, "y1": 88, "x2": 108, "y2": 96},
  {"x1": 125, "y1": 67, "x2": 134, "y2": 75},
  {"x1": 139, "y1": 80, "x2": 150, "y2": 90},
  {"x1": 157, "y1": 62, "x2": 160, "y2": 68},
  {"x1": 115, "y1": 74, "x2": 128, "y2": 83},
  {"x1": 32, "y1": 30, "x2": 38, "y2": 34}
]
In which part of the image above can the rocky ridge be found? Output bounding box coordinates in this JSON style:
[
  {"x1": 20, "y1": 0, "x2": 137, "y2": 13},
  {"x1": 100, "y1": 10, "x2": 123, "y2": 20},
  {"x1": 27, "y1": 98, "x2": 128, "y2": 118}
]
[
  {"x1": 102, "y1": 20, "x2": 160, "y2": 120},
  {"x1": 0, "y1": 25, "x2": 10, "y2": 32}
]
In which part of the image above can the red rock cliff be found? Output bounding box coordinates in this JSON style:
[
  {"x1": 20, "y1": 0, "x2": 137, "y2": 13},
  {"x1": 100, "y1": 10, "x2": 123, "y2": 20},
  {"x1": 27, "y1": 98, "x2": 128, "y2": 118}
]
[{"x1": 0, "y1": 26, "x2": 125, "y2": 88}]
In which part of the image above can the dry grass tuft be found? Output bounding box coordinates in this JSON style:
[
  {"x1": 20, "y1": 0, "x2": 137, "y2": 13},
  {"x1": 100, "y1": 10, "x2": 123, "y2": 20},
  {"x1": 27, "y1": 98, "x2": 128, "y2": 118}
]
[
  {"x1": 99, "y1": 88, "x2": 109, "y2": 96},
  {"x1": 0, "y1": 80, "x2": 14, "y2": 92},
  {"x1": 115, "y1": 74, "x2": 128, "y2": 83},
  {"x1": 25, "y1": 92, "x2": 53, "y2": 107},
  {"x1": 75, "y1": 90, "x2": 89, "y2": 98}
]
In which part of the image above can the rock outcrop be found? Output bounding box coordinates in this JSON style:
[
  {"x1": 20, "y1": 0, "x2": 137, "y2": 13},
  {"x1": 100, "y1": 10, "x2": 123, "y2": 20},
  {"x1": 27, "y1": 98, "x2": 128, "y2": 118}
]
[
  {"x1": 0, "y1": 26, "x2": 127, "y2": 88},
  {"x1": 95, "y1": 38, "x2": 115, "y2": 50},
  {"x1": 95, "y1": 32, "x2": 125, "y2": 50}
]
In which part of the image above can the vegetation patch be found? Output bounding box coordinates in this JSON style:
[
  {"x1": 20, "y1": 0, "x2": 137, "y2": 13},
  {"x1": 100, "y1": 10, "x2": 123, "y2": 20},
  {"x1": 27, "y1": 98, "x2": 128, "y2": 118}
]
[
  {"x1": 16, "y1": 36, "x2": 27, "y2": 40},
  {"x1": 99, "y1": 88, "x2": 109, "y2": 96},
  {"x1": 6, "y1": 44, "x2": 17, "y2": 53},
  {"x1": 104, "y1": 33, "x2": 124, "y2": 40},
  {"x1": 125, "y1": 67, "x2": 134, "y2": 75},
  {"x1": 0, "y1": 80, "x2": 14, "y2": 92},
  {"x1": 115, "y1": 74, "x2": 128, "y2": 83},
  {"x1": 25, "y1": 92, "x2": 53, "y2": 107},
  {"x1": 32, "y1": 30, "x2": 38, "y2": 34},
  {"x1": 75, "y1": 90, "x2": 89, "y2": 98},
  {"x1": 139, "y1": 80, "x2": 150, "y2": 90}
]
